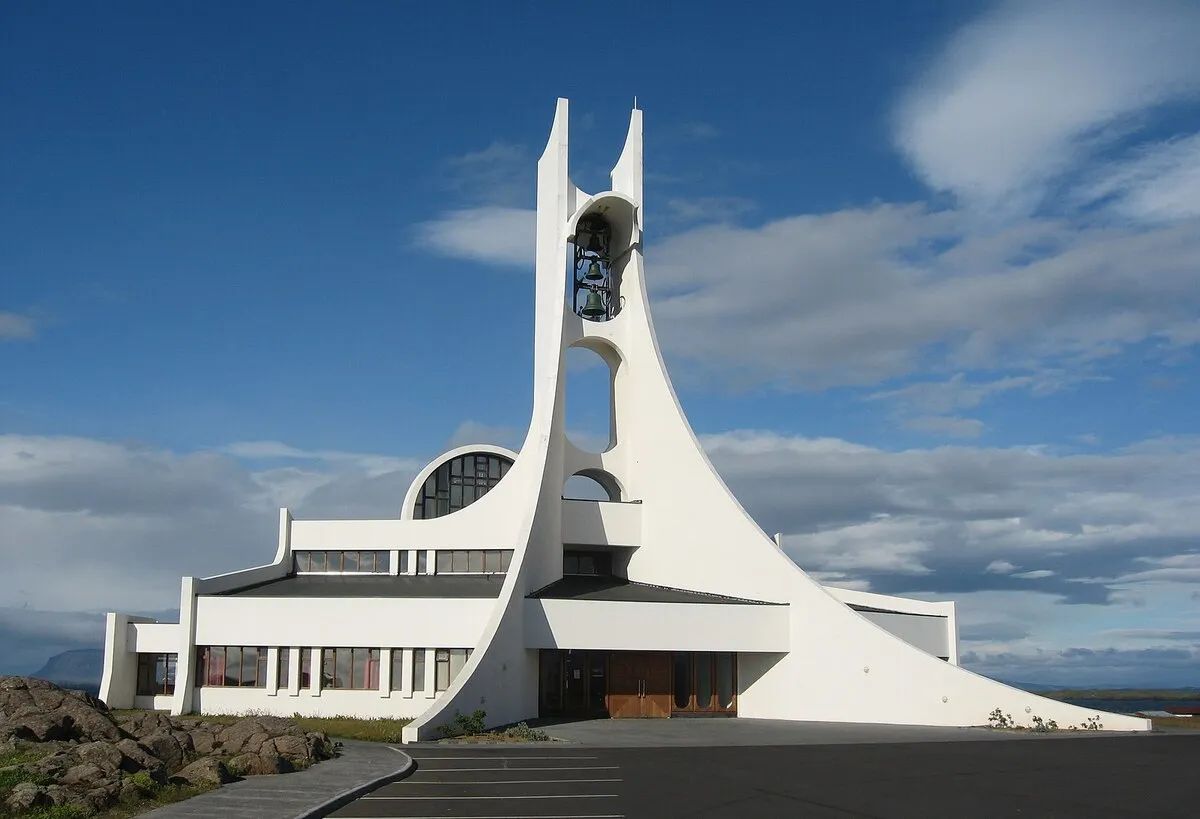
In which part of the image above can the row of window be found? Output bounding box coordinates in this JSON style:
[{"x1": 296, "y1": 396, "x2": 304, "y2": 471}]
[
  {"x1": 185, "y1": 646, "x2": 472, "y2": 693},
  {"x1": 292, "y1": 549, "x2": 514, "y2": 576},
  {"x1": 293, "y1": 551, "x2": 391, "y2": 573}
]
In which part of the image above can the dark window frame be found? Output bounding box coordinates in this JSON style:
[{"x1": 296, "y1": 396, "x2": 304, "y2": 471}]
[
  {"x1": 413, "y1": 453, "x2": 513, "y2": 519},
  {"x1": 135, "y1": 653, "x2": 177, "y2": 696}
]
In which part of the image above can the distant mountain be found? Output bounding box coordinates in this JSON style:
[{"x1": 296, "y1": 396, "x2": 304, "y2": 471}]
[
  {"x1": 31, "y1": 648, "x2": 104, "y2": 693},
  {"x1": 1000, "y1": 680, "x2": 1070, "y2": 693}
]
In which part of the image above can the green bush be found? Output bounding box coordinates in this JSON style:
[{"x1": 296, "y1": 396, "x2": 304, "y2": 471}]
[
  {"x1": 127, "y1": 769, "x2": 162, "y2": 795},
  {"x1": 502, "y1": 722, "x2": 551, "y2": 742},
  {"x1": 436, "y1": 708, "x2": 488, "y2": 738}
]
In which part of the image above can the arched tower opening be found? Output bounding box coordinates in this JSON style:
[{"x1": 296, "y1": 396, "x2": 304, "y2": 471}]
[
  {"x1": 567, "y1": 195, "x2": 637, "y2": 323},
  {"x1": 564, "y1": 345, "x2": 617, "y2": 453},
  {"x1": 563, "y1": 469, "x2": 621, "y2": 502}
]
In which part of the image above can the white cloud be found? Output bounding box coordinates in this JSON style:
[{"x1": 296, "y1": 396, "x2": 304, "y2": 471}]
[
  {"x1": 414, "y1": 206, "x2": 534, "y2": 269},
  {"x1": 1077, "y1": 132, "x2": 1200, "y2": 223},
  {"x1": 893, "y1": 0, "x2": 1200, "y2": 214},
  {"x1": 1013, "y1": 569, "x2": 1057, "y2": 580},
  {"x1": 443, "y1": 141, "x2": 533, "y2": 206},
  {"x1": 985, "y1": 560, "x2": 1017, "y2": 574},
  {"x1": 650, "y1": 205, "x2": 1200, "y2": 389},
  {"x1": 0, "y1": 312, "x2": 36, "y2": 340}
]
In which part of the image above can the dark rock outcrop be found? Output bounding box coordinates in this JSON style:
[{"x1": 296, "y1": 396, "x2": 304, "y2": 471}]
[{"x1": 0, "y1": 675, "x2": 336, "y2": 816}]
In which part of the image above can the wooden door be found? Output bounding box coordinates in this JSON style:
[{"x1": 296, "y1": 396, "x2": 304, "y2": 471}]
[
  {"x1": 607, "y1": 652, "x2": 642, "y2": 718},
  {"x1": 641, "y1": 653, "x2": 673, "y2": 718}
]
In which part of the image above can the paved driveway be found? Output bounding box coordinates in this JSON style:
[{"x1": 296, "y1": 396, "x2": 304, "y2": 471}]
[{"x1": 331, "y1": 731, "x2": 1200, "y2": 819}]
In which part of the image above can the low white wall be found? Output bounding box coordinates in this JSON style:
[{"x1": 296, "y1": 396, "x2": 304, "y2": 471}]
[
  {"x1": 561, "y1": 499, "x2": 642, "y2": 547},
  {"x1": 194, "y1": 686, "x2": 437, "y2": 719},
  {"x1": 524, "y1": 599, "x2": 790, "y2": 652},
  {"x1": 132, "y1": 694, "x2": 174, "y2": 712},
  {"x1": 100, "y1": 613, "x2": 158, "y2": 710},
  {"x1": 194, "y1": 596, "x2": 494, "y2": 649},
  {"x1": 129, "y1": 622, "x2": 182, "y2": 654}
]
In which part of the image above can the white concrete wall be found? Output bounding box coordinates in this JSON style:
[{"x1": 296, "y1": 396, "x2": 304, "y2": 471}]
[
  {"x1": 193, "y1": 596, "x2": 494, "y2": 649},
  {"x1": 561, "y1": 499, "x2": 641, "y2": 546},
  {"x1": 99, "y1": 613, "x2": 156, "y2": 709},
  {"x1": 524, "y1": 599, "x2": 789, "y2": 652},
  {"x1": 129, "y1": 622, "x2": 181, "y2": 654}
]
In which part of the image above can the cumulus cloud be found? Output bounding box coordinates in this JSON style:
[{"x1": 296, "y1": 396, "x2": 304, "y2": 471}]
[
  {"x1": 414, "y1": 206, "x2": 534, "y2": 269},
  {"x1": 0, "y1": 312, "x2": 36, "y2": 341},
  {"x1": 649, "y1": 206, "x2": 1200, "y2": 390},
  {"x1": 893, "y1": 0, "x2": 1200, "y2": 215}
]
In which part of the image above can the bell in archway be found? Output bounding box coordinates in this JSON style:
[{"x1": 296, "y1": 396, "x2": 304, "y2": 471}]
[
  {"x1": 580, "y1": 291, "x2": 607, "y2": 319},
  {"x1": 584, "y1": 260, "x2": 604, "y2": 281}
]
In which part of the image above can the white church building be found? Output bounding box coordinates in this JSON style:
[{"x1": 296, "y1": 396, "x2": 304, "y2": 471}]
[{"x1": 100, "y1": 99, "x2": 1150, "y2": 739}]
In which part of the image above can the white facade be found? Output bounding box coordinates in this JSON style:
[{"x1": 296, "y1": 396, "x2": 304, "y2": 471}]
[{"x1": 100, "y1": 99, "x2": 1151, "y2": 737}]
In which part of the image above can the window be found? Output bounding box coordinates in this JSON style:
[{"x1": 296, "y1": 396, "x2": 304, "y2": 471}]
[
  {"x1": 413, "y1": 452, "x2": 513, "y2": 519},
  {"x1": 196, "y1": 646, "x2": 267, "y2": 688},
  {"x1": 417, "y1": 550, "x2": 428, "y2": 574},
  {"x1": 398, "y1": 551, "x2": 409, "y2": 573},
  {"x1": 294, "y1": 551, "x2": 390, "y2": 574},
  {"x1": 135, "y1": 653, "x2": 176, "y2": 696},
  {"x1": 278, "y1": 648, "x2": 290, "y2": 689},
  {"x1": 390, "y1": 650, "x2": 404, "y2": 691},
  {"x1": 432, "y1": 549, "x2": 514, "y2": 574},
  {"x1": 563, "y1": 550, "x2": 611, "y2": 576},
  {"x1": 434, "y1": 648, "x2": 472, "y2": 692},
  {"x1": 413, "y1": 649, "x2": 426, "y2": 692},
  {"x1": 321, "y1": 648, "x2": 380, "y2": 690},
  {"x1": 300, "y1": 648, "x2": 313, "y2": 689}
]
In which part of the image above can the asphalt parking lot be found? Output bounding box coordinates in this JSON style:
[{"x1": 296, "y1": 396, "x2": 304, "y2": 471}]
[{"x1": 331, "y1": 733, "x2": 1200, "y2": 819}]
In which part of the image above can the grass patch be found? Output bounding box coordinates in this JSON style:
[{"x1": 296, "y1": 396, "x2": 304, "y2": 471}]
[
  {"x1": 290, "y1": 716, "x2": 411, "y2": 743},
  {"x1": 15, "y1": 806, "x2": 92, "y2": 819},
  {"x1": 0, "y1": 747, "x2": 50, "y2": 768},
  {"x1": 1153, "y1": 717, "x2": 1200, "y2": 730},
  {"x1": 112, "y1": 709, "x2": 413, "y2": 743}
]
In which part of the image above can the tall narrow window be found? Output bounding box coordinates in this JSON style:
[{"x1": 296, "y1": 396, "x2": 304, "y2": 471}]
[
  {"x1": 716, "y1": 652, "x2": 736, "y2": 709},
  {"x1": 278, "y1": 648, "x2": 291, "y2": 690},
  {"x1": 300, "y1": 648, "x2": 313, "y2": 689},
  {"x1": 435, "y1": 650, "x2": 451, "y2": 691},
  {"x1": 390, "y1": 650, "x2": 404, "y2": 692},
  {"x1": 413, "y1": 649, "x2": 426, "y2": 692}
]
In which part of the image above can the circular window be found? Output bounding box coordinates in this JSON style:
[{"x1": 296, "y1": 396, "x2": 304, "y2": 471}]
[{"x1": 411, "y1": 451, "x2": 514, "y2": 519}]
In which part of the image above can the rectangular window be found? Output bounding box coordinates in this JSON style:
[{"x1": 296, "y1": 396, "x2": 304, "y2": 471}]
[
  {"x1": 294, "y1": 552, "x2": 310, "y2": 572},
  {"x1": 326, "y1": 551, "x2": 343, "y2": 572},
  {"x1": 309, "y1": 552, "x2": 327, "y2": 572},
  {"x1": 278, "y1": 648, "x2": 290, "y2": 689},
  {"x1": 343, "y1": 551, "x2": 359, "y2": 572},
  {"x1": 390, "y1": 650, "x2": 404, "y2": 691},
  {"x1": 417, "y1": 550, "x2": 428, "y2": 574},
  {"x1": 135, "y1": 653, "x2": 176, "y2": 696},
  {"x1": 300, "y1": 648, "x2": 313, "y2": 689},
  {"x1": 397, "y1": 551, "x2": 409, "y2": 573},
  {"x1": 196, "y1": 646, "x2": 266, "y2": 687},
  {"x1": 436, "y1": 550, "x2": 453, "y2": 573},
  {"x1": 484, "y1": 549, "x2": 500, "y2": 573},
  {"x1": 321, "y1": 648, "x2": 381, "y2": 690},
  {"x1": 434, "y1": 649, "x2": 451, "y2": 691},
  {"x1": 501, "y1": 549, "x2": 513, "y2": 571},
  {"x1": 413, "y1": 649, "x2": 426, "y2": 692},
  {"x1": 452, "y1": 550, "x2": 468, "y2": 573},
  {"x1": 468, "y1": 550, "x2": 484, "y2": 573},
  {"x1": 375, "y1": 550, "x2": 390, "y2": 572}
]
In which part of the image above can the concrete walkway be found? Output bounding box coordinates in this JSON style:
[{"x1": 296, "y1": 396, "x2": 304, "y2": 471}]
[
  {"x1": 531, "y1": 716, "x2": 1137, "y2": 746},
  {"x1": 140, "y1": 740, "x2": 412, "y2": 819}
]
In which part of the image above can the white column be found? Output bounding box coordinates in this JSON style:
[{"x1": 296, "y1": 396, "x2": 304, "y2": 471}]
[
  {"x1": 424, "y1": 648, "x2": 436, "y2": 698},
  {"x1": 388, "y1": 550, "x2": 400, "y2": 576},
  {"x1": 379, "y1": 648, "x2": 392, "y2": 698},
  {"x1": 288, "y1": 647, "x2": 301, "y2": 696},
  {"x1": 265, "y1": 647, "x2": 279, "y2": 696}
]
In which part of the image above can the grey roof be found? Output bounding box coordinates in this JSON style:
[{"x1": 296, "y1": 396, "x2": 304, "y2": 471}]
[
  {"x1": 849, "y1": 603, "x2": 946, "y2": 618},
  {"x1": 528, "y1": 576, "x2": 784, "y2": 605},
  {"x1": 216, "y1": 574, "x2": 505, "y2": 599}
]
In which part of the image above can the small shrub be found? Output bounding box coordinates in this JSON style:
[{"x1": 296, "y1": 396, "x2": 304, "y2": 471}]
[
  {"x1": 437, "y1": 709, "x2": 488, "y2": 738},
  {"x1": 1083, "y1": 715, "x2": 1104, "y2": 731},
  {"x1": 502, "y1": 722, "x2": 551, "y2": 742},
  {"x1": 127, "y1": 769, "x2": 162, "y2": 795},
  {"x1": 987, "y1": 708, "x2": 1015, "y2": 729},
  {"x1": 1030, "y1": 715, "x2": 1059, "y2": 733}
]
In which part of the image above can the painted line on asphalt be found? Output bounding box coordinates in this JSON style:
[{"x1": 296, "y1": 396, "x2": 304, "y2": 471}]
[
  {"x1": 413, "y1": 765, "x2": 619, "y2": 772},
  {"x1": 412, "y1": 755, "x2": 599, "y2": 760},
  {"x1": 364, "y1": 793, "x2": 619, "y2": 800},
  {"x1": 377, "y1": 778, "x2": 622, "y2": 786}
]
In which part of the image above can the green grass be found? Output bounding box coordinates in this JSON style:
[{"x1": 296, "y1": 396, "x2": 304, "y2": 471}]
[{"x1": 114, "y1": 709, "x2": 413, "y2": 743}]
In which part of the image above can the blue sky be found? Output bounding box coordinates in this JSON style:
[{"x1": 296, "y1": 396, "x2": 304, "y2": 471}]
[{"x1": 3, "y1": 0, "x2": 1199, "y2": 686}]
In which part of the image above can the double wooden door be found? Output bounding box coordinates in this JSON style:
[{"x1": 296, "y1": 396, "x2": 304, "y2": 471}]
[{"x1": 608, "y1": 652, "x2": 672, "y2": 718}]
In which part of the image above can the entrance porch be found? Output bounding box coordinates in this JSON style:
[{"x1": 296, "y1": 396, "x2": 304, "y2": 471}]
[{"x1": 538, "y1": 649, "x2": 738, "y2": 719}]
